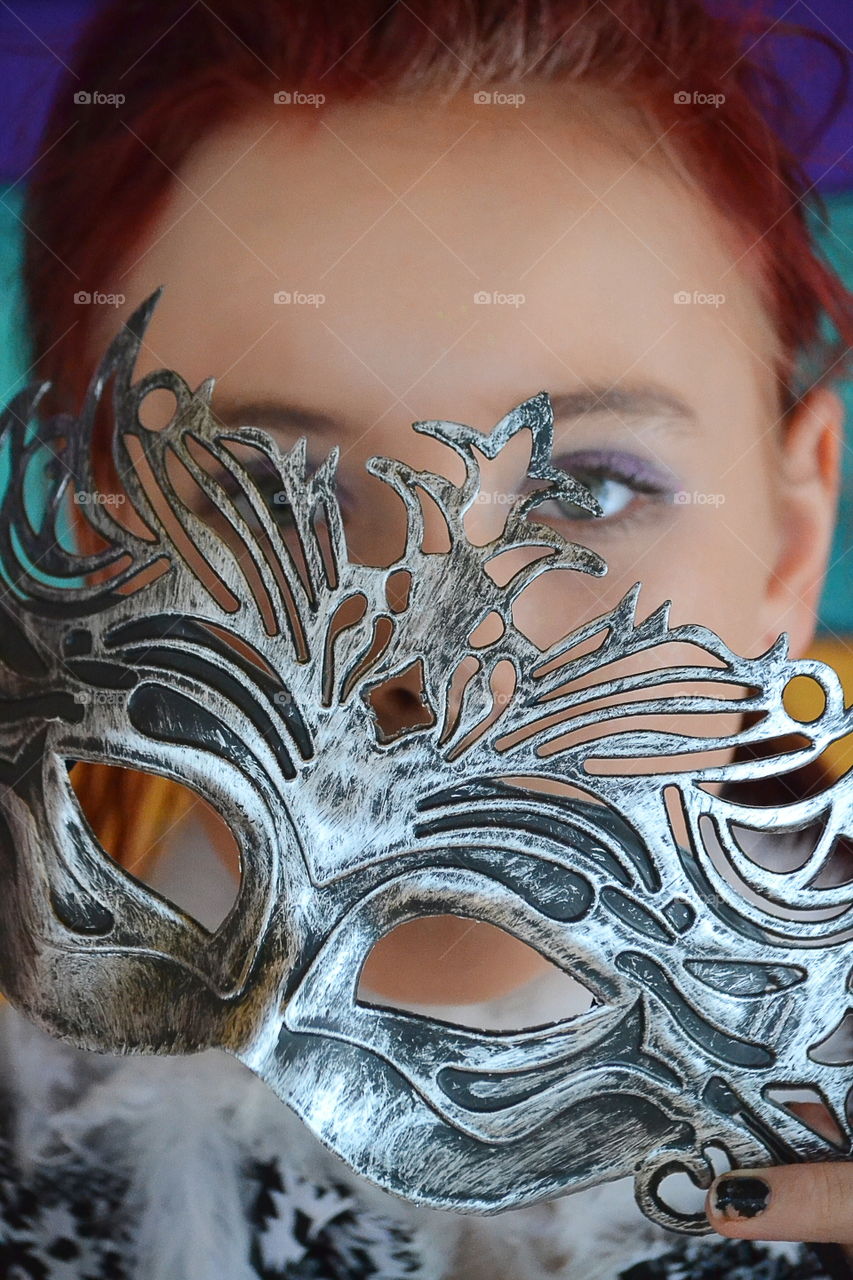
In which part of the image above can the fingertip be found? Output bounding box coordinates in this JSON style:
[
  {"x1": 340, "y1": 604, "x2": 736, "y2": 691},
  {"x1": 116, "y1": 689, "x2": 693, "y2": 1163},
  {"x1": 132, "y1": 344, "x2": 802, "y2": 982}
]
[
  {"x1": 707, "y1": 1163, "x2": 853, "y2": 1245},
  {"x1": 706, "y1": 1173, "x2": 773, "y2": 1236}
]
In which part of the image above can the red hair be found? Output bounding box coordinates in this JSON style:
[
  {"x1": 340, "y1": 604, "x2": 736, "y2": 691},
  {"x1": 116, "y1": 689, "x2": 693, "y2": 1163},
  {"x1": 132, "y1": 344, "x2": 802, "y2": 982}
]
[{"x1": 18, "y1": 0, "x2": 853, "y2": 871}]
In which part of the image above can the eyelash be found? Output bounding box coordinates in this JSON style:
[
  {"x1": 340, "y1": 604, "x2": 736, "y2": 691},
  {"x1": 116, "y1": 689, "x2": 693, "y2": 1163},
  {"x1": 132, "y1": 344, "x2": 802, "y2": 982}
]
[
  {"x1": 191, "y1": 466, "x2": 298, "y2": 533},
  {"x1": 543, "y1": 449, "x2": 679, "y2": 528},
  {"x1": 193, "y1": 448, "x2": 676, "y2": 539},
  {"x1": 192, "y1": 464, "x2": 350, "y2": 538}
]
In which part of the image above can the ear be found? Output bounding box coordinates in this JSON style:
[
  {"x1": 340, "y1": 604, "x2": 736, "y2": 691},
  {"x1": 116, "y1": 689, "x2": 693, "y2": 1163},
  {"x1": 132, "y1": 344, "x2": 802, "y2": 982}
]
[{"x1": 758, "y1": 387, "x2": 844, "y2": 657}]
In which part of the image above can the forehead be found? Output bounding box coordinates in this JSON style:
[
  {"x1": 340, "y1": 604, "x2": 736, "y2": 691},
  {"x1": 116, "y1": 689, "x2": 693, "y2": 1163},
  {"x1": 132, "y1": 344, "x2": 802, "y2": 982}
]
[{"x1": 96, "y1": 87, "x2": 779, "y2": 433}]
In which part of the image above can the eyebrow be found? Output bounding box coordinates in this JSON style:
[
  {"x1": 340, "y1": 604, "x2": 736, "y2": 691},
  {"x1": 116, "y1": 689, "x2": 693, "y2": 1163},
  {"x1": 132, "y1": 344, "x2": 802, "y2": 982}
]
[
  {"x1": 548, "y1": 384, "x2": 697, "y2": 428},
  {"x1": 210, "y1": 382, "x2": 696, "y2": 438},
  {"x1": 211, "y1": 398, "x2": 345, "y2": 437}
]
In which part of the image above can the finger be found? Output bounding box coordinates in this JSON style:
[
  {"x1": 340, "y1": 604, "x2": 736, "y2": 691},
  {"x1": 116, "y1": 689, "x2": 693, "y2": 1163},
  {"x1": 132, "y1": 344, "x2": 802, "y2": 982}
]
[{"x1": 706, "y1": 1166, "x2": 853, "y2": 1245}]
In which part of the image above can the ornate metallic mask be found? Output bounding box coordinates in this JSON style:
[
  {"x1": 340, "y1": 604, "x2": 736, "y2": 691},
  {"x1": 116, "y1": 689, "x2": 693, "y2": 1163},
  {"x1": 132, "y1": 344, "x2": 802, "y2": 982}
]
[{"x1": 0, "y1": 291, "x2": 851, "y2": 1233}]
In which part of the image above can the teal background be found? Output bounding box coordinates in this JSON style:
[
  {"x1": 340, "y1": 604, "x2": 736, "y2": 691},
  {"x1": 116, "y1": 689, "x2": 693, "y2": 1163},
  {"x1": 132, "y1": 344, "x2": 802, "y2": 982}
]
[
  {"x1": 811, "y1": 192, "x2": 853, "y2": 635},
  {"x1": 0, "y1": 186, "x2": 27, "y2": 409},
  {"x1": 0, "y1": 181, "x2": 851, "y2": 633}
]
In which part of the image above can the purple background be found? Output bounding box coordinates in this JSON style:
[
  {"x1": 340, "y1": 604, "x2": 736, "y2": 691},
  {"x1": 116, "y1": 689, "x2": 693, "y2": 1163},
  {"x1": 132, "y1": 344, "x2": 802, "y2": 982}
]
[{"x1": 0, "y1": 0, "x2": 852, "y2": 190}]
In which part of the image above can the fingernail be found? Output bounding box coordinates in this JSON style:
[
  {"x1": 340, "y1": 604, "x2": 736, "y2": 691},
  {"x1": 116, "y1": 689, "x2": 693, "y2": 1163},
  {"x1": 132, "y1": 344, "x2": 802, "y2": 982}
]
[{"x1": 713, "y1": 1175, "x2": 771, "y2": 1220}]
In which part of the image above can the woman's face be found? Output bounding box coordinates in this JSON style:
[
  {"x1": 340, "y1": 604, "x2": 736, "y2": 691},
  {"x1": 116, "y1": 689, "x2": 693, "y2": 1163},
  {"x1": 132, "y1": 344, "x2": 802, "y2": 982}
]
[{"x1": 90, "y1": 85, "x2": 841, "y2": 1005}]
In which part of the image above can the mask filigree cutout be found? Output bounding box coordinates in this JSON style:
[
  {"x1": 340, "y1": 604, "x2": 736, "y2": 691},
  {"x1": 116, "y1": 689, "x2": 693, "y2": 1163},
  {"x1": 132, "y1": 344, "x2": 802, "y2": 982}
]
[{"x1": 0, "y1": 290, "x2": 851, "y2": 1233}]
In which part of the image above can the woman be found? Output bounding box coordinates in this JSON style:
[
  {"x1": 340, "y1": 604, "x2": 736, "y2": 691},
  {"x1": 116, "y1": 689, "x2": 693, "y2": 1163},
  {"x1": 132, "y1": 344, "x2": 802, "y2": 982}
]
[{"x1": 1, "y1": 0, "x2": 852, "y2": 1276}]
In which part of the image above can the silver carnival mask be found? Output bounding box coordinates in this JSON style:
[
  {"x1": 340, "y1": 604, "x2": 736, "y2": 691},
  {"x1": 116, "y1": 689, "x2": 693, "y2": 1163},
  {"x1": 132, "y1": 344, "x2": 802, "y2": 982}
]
[{"x1": 0, "y1": 291, "x2": 851, "y2": 1234}]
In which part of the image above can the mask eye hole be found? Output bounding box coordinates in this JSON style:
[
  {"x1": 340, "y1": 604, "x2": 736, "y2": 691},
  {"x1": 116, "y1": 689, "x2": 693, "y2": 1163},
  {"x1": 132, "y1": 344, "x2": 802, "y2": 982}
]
[
  {"x1": 67, "y1": 761, "x2": 241, "y2": 932},
  {"x1": 357, "y1": 914, "x2": 602, "y2": 1030}
]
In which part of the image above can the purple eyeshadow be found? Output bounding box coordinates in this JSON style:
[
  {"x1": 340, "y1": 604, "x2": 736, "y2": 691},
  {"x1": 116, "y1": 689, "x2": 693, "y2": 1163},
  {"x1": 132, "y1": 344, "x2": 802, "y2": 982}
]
[{"x1": 553, "y1": 447, "x2": 681, "y2": 496}]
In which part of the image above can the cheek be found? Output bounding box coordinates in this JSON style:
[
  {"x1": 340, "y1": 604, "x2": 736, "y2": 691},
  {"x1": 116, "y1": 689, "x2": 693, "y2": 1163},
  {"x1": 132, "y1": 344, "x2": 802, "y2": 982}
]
[
  {"x1": 657, "y1": 500, "x2": 781, "y2": 655},
  {"x1": 505, "y1": 506, "x2": 780, "y2": 661}
]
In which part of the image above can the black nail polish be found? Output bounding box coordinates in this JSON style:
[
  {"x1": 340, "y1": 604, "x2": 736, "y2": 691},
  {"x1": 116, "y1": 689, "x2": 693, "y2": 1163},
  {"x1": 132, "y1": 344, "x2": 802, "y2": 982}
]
[{"x1": 714, "y1": 1176, "x2": 771, "y2": 1219}]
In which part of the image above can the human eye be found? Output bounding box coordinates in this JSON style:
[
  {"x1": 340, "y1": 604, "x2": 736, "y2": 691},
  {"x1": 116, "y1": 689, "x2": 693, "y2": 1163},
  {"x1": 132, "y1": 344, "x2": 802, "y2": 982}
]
[
  {"x1": 178, "y1": 458, "x2": 292, "y2": 538},
  {"x1": 188, "y1": 453, "x2": 350, "y2": 538},
  {"x1": 543, "y1": 447, "x2": 680, "y2": 526},
  {"x1": 210, "y1": 460, "x2": 294, "y2": 525}
]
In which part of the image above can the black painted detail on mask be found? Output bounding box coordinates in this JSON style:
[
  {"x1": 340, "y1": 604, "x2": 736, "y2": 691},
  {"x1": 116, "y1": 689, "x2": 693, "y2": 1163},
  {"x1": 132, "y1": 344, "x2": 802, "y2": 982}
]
[
  {"x1": 437, "y1": 1003, "x2": 682, "y2": 1112},
  {"x1": 0, "y1": 692, "x2": 85, "y2": 728},
  {"x1": 65, "y1": 659, "x2": 139, "y2": 690},
  {"x1": 417, "y1": 786, "x2": 648, "y2": 890},
  {"x1": 110, "y1": 614, "x2": 312, "y2": 759},
  {"x1": 601, "y1": 887, "x2": 674, "y2": 943},
  {"x1": 617, "y1": 952, "x2": 775, "y2": 1068},
  {"x1": 662, "y1": 900, "x2": 696, "y2": 933},
  {"x1": 448, "y1": 845, "x2": 594, "y2": 922},
  {"x1": 127, "y1": 681, "x2": 297, "y2": 778},
  {"x1": 62, "y1": 628, "x2": 93, "y2": 657},
  {"x1": 50, "y1": 864, "x2": 115, "y2": 936},
  {"x1": 125, "y1": 654, "x2": 302, "y2": 781},
  {"x1": 685, "y1": 960, "x2": 806, "y2": 997}
]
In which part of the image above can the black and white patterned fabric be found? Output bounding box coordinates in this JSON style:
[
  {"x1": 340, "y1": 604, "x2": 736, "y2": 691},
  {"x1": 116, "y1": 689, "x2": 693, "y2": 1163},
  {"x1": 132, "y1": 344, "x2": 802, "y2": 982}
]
[
  {"x1": 0, "y1": 1126, "x2": 848, "y2": 1280},
  {"x1": 246, "y1": 1157, "x2": 427, "y2": 1278},
  {"x1": 1, "y1": 974, "x2": 850, "y2": 1280},
  {"x1": 617, "y1": 1238, "x2": 849, "y2": 1280},
  {"x1": 0, "y1": 1134, "x2": 133, "y2": 1280},
  {"x1": 0, "y1": 1132, "x2": 428, "y2": 1279}
]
